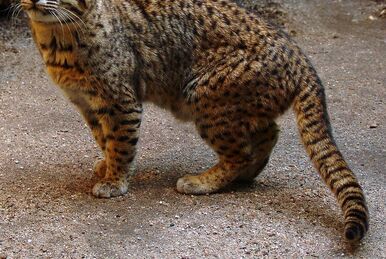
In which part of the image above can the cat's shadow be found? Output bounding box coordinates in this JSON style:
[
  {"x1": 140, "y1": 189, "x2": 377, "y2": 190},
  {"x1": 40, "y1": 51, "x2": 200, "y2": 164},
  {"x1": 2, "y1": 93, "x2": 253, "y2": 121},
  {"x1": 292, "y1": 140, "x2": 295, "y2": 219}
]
[
  {"x1": 49, "y1": 163, "x2": 361, "y2": 253},
  {"x1": 225, "y1": 180, "x2": 361, "y2": 253}
]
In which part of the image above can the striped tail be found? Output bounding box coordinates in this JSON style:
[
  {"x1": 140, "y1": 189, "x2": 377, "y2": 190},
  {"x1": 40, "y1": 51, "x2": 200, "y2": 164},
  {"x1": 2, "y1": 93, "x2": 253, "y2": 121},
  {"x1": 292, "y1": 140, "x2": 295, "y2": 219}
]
[{"x1": 292, "y1": 71, "x2": 369, "y2": 242}]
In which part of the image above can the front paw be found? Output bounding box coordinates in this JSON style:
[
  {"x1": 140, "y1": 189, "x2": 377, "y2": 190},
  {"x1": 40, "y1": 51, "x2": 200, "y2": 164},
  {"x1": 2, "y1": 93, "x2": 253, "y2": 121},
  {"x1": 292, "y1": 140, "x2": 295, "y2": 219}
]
[{"x1": 92, "y1": 179, "x2": 128, "y2": 198}]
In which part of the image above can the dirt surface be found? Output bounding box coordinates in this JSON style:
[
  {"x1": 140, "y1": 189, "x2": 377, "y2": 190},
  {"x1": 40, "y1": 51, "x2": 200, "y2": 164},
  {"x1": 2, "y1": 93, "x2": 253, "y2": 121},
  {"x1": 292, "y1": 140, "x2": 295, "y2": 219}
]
[{"x1": 0, "y1": 0, "x2": 385, "y2": 258}]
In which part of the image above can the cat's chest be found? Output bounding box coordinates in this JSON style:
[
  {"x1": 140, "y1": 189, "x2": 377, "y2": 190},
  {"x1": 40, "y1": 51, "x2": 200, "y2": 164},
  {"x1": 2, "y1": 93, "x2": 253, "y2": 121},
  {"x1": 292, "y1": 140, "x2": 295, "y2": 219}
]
[
  {"x1": 43, "y1": 50, "x2": 90, "y2": 89},
  {"x1": 31, "y1": 21, "x2": 92, "y2": 89}
]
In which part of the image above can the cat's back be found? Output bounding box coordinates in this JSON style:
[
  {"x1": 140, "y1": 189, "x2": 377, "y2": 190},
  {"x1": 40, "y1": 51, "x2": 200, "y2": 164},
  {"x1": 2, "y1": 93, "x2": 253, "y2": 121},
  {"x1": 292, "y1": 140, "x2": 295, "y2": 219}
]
[{"x1": 82, "y1": 0, "x2": 276, "y2": 48}]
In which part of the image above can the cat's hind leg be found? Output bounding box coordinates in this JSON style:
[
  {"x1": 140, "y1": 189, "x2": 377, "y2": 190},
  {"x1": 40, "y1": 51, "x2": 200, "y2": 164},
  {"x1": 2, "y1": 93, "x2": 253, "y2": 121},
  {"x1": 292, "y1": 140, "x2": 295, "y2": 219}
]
[
  {"x1": 177, "y1": 98, "x2": 275, "y2": 194},
  {"x1": 236, "y1": 122, "x2": 279, "y2": 182}
]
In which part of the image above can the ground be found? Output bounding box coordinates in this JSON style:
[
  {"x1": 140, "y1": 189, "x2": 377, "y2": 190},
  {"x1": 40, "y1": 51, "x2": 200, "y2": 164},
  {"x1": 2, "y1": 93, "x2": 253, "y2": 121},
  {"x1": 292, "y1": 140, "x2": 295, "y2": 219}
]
[{"x1": 0, "y1": 0, "x2": 385, "y2": 258}]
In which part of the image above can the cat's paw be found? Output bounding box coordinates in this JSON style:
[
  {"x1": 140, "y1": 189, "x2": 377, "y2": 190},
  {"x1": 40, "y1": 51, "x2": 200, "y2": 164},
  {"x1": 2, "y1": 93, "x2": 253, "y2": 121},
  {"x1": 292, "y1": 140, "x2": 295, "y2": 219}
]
[
  {"x1": 176, "y1": 175, "x2": 218, "y2": 194},
  {"x1": 93, "y1": 159, "x2": 107, "y2": 178},
  {"x1": 92, "y1": 179, "x2": 128, "y2": 198}
]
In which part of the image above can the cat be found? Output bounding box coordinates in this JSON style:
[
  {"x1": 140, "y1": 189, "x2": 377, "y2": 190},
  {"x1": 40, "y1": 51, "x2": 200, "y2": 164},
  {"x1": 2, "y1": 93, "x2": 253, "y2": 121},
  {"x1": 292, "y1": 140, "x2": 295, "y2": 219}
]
[{"x1": 20, "y1": 0, "x2": 368, "y2": 242}]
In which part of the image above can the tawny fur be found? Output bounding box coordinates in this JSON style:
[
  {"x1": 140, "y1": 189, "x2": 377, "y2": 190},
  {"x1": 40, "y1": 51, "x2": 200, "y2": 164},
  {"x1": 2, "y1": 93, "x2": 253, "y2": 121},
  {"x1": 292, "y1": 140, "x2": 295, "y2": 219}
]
[{"x1": 21, "y1": 0, "x2": 368, "y2": 242}]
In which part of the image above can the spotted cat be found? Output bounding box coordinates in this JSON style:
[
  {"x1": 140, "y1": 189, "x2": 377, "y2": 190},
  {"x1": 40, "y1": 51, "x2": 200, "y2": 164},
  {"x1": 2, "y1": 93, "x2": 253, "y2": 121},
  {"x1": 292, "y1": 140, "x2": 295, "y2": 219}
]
[{"x1": 20, "y1": 0, "x2": 368, "y2": 242}]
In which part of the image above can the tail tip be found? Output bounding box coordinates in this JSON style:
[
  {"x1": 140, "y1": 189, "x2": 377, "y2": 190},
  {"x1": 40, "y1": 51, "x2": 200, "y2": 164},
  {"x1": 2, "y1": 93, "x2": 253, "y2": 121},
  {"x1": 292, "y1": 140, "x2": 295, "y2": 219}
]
[{"x1": 344, "y1": 223, "x2": 365, "y2": 242}]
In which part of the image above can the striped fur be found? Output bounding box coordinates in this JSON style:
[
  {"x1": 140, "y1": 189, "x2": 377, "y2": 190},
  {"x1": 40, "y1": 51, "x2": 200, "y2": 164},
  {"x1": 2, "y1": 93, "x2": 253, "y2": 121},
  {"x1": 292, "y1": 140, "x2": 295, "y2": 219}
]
[
  {"x1": 22, "y1": 0, "x2": 368, "y2": 242},
  {"x1": 293, "y1": 70, "x2": 369, "y2": 242}
]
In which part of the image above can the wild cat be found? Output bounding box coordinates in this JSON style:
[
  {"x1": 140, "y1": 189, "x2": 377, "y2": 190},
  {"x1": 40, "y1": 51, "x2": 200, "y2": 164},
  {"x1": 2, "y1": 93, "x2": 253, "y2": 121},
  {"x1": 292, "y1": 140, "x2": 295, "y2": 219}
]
[{"x1": 19, "y1": 0, "x2": 368, "y2": 242}]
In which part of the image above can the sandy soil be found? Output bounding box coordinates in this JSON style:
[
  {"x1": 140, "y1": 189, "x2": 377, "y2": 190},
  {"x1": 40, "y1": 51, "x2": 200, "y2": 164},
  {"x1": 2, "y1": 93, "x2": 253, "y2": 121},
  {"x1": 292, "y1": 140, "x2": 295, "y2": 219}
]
[{"x1": 0, "y1": 0, "x2": 385, "y2": 258}]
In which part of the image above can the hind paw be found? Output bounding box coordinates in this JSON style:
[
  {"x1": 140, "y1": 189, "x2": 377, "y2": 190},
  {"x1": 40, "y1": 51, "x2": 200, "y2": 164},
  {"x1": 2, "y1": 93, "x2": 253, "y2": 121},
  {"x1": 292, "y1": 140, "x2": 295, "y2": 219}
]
[{"x1": 176, "y1": 174, "x2": 219, "y2": 194}]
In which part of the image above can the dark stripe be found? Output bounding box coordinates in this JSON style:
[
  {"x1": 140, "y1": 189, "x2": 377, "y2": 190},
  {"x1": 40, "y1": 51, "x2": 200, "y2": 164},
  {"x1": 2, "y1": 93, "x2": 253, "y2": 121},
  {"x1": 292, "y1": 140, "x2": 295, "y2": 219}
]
[
  {"x1": 302, "y1": 126, "x2": 326, "y2": 140},
  {"x1": 49, "y1": 36, "x2": 57, "y2": 50},
  {"x1": 74, "y1": 32, "x2": 88, "y2": 48},
  {"x1": 96, "y1": 107, "x2": 115, "y2": 116},
  {"x1": 316, "y1": 150, "x2": 340, "y2": 164},
  {"x1": 299, "y1": 81, "x2": 319, "y2": 102},
  {"x1": 302, "y1": 120, "x2": 321, "y2": 132},
  {"x1": 299, "y1": 91, "x2": 311, "y2": 103},
  {"x1": 325, "y1": 165, "x2": 349, "y2": 180},
  {"x1": 121, "y1": 119, "x2": 141, "y2": 125},
  {"x1": 58, "y1": 44, "x2": 73, "y2": 52},
  {"x1": 128, "y1": 138, "x2": 139, "y2": 145},
  {"x1": 346, "y1": 209, "x2": 368, "y2": 225},
  {"x1": 341, "y1": 195, "x2": 366, "y2": 211},
  {"x1": 303, "y1": 112, "x2": 316, "y2": 121},
  {"x1": 305, "y1": 135, "x2": 328, "y2": 146},
  {"x1": 46, "y1": 60, "x2": 73, "y2": 70},
  {"x1": 40, "y1": 43, "x2": 48, "y2": 50},
  {"x1": 335, "y1": 181, "x2": 362, "y2": 196},
  {"x1": 121, "y1": 108, "x2": 142, "y2": 114},
  {"x1": 302, "y1": 102, "x2": 316, "y2": 114},
  {"x1": 116, "y1": 157, "x2": 123, "y2": 163},
  {"x1": 117, "y1": 136, "x2": 130, "y2": 142},
  {"x1": 117, "y1": 150, "x2": 129, "y2": 156},
  {"x1": 113, "y1": 104, "x2": 142, "y2": 114},
  {"x1": 67, "y1": 5, "x2": 83, "y2": 16},
  {"x1": 74, "y1": 62, "x2": 85, "y2": 73},
  {"x1": 132, "y1": 0, "x2": 152, "y2": 21},
  {"x1": 89, "y1": 119, "x2": 100, "y2": 128},
  {"x1": 330, "y1": 175, "x2": 356, "y2": 190}
]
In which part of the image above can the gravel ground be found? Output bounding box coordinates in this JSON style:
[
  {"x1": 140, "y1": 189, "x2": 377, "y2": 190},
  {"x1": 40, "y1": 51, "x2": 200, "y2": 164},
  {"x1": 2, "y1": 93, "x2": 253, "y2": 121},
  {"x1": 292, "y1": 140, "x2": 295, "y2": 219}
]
[{"x1": 0, "y1": 0, "x2": 385, "y2": 258}]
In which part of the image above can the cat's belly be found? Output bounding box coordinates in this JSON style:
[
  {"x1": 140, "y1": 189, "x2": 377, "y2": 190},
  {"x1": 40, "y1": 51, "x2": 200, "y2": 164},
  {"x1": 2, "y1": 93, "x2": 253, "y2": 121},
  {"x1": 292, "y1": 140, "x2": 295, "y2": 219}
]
[
  {"x1": 169, "y1": 101, "x2": 194, "y2": 122},
  {"x1": 144, "y1": 93, "x2": 194, "y2": 122}
]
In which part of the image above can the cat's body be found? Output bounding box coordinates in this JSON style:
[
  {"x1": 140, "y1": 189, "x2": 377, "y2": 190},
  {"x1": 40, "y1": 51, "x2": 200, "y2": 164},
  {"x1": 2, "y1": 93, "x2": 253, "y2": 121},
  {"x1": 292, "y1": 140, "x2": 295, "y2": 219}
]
[{"x1": 21, "y1": 0, "x2": 368, "y2": 242}]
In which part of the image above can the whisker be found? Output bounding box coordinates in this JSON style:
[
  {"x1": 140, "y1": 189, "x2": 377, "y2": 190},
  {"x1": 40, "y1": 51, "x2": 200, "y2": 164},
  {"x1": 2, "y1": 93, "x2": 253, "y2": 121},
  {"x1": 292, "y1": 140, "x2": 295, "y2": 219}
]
[
  {"x1": 59, "y1": 10, "x2": 86, "y2": 44},
  {"x1": 42, "y1": 3, "x2": 86, "y2": 32},
  {"x1": 42, "y1": 4, "x2": 85, "y2": 46},
  {"x1": 4, "y1": 3, "x2": 15, "y2": 15},
  {"x1": 53, "y1": 9, "x2": 76, "y2": 44},
  {"x1": 48, "y1": 9, "x2": 66, "y2": 43},
  {"x1": 46, "y1": 7, "x2": 83, "y2": 46},
  {"x1": 9, "y1": 4, "x2": 17, "y2": 21},
  {"x1": 58, "y1": 6, "x2": 87, "y2": 28},
  {"x1": 10, "y1": 3, "x2": 22, "y2": 26},
  {"x1": 14, "y1": 5, "x2": 24, "y2": 20},
  {"x1": 57, "y1": 7, "x2": 86, "y2": 36}
]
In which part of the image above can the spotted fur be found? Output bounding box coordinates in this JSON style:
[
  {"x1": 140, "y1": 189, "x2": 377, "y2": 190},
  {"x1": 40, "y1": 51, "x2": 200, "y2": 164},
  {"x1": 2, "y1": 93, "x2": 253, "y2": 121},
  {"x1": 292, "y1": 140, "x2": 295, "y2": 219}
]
[{"x1": 21, "y1": 0, "x2": 368, "y2": 242}]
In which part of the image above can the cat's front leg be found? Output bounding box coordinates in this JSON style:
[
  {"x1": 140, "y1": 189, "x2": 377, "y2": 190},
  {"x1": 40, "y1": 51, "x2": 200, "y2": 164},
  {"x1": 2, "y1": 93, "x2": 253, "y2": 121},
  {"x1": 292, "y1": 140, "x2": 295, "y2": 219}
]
[{"x1": 91, "y1": 99, "x2": 142, "y2": 198}]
